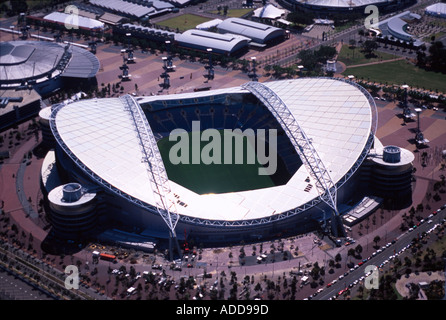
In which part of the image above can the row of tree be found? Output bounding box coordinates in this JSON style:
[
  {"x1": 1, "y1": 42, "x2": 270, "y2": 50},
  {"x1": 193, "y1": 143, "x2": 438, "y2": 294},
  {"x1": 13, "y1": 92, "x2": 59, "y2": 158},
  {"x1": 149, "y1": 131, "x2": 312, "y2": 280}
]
[{"x1": 416, "y1": 41, "x2": 446, "y2": 73}]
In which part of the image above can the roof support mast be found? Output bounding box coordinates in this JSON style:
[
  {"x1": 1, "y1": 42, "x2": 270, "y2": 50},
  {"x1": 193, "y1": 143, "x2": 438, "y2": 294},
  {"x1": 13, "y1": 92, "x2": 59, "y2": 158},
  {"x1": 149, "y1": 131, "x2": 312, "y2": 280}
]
[
  {"x1": 121, "y1": 95, "x2": 182, "y2": 260},
  {"x1": 241, "y1": 82, "x2": 346, "y2": 238}
]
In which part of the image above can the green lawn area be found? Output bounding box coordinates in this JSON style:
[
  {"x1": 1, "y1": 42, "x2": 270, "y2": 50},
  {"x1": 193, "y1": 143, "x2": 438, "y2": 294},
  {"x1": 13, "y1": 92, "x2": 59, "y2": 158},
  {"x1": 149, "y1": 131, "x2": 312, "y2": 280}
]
[
  {"x1": 342, "y1": 59, "x2": 446, "y2": 93},
  {"x1": 209, "y1": 8, "x2": 254, "y2": 18},
  {"x1": 158, "y1": 130, "x2": 275, "y2": 195},
  {"x1": 156, "y1": 14, "x2": 212, "y2": 32},
  {"x1": 337, "y1": 44, "x2": 399, "y2": 66}
]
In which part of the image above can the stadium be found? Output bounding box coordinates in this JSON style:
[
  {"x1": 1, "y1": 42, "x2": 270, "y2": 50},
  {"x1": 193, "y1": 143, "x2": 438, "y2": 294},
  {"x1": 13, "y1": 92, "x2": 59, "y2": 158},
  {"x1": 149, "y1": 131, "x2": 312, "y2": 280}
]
[
  {"x1": 41, "y1": 77, "x2": 414, "y2": 251},
  {"x1": 0, "y1": 40, "x2": 99, "y2": 96},
  {"x1": 279, "y1": 0, "x2": 415, "y2": 14}
]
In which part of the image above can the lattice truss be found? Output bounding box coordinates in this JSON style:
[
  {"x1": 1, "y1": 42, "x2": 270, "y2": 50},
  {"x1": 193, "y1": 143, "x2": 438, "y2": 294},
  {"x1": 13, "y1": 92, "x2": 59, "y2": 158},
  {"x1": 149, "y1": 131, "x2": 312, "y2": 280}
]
[
  {"x1": 120, "y1": 95, "x2": 179, "y2": 237},
  {"x1": 241, "y1": 81, "x2": 339, "y2": 216}
]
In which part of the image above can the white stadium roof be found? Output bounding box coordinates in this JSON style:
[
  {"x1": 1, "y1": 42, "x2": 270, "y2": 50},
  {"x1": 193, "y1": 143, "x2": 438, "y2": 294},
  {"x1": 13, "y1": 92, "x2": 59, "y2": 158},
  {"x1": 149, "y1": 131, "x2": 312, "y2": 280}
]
[
  {"x1": 51, "y1": 79, "x2": 375, "y2": 223},
  {"x1": 0, "y1": 41, "x2": 99, "y2": 87},
  {"x1": 425, "y1": 3, "x2": 446, "y2": 18}
]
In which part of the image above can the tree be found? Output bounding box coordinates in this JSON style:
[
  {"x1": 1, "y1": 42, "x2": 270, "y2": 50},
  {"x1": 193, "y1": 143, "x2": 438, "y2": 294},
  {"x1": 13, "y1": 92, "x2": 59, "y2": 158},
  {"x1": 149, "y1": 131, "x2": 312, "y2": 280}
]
[
  {"x1": 427, "y1": 41, "x2": 446, "y2": 73},
  {"x1": 335, "y1": 253, "x2": 342, "y2": 267},
  {"x1": 355, "y1": 244, "x2": 363, "y2": 257},
  {"x1": 362, "y1": 40, "x2": 378, "y2": 58},
  {"x1": 373, "y1": 235, "x2": 381, "y2": 248}
]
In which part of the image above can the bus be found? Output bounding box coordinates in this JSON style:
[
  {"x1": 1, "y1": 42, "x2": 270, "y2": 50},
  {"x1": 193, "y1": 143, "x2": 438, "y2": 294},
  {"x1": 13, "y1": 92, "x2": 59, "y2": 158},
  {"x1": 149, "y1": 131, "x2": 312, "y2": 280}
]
[{"x1": 99, "y1": 253, "x2": 117, "y2": 262}]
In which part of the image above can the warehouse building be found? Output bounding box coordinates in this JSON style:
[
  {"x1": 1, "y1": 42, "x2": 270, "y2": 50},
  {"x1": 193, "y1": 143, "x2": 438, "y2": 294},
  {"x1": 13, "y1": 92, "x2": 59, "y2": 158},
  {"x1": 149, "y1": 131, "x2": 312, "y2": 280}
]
[
  {"x1": 216, "y1": 17, "x2": 286, "y2": 46},
  {"x1": 175, "y1": 29, "x2": 250, "y2": 56}
]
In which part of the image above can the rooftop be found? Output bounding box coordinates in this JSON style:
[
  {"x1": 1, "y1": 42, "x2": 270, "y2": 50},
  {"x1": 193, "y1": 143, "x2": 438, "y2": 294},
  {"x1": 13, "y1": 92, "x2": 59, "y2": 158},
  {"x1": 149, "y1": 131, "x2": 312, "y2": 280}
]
[
  {"x1": 51, "y1": 79, "x2": 375, "y2": 223},
  {"x1": 0, "y1": 41, "x2": 99, "y2": 86},
  {"x1": 217, "y1": 18, "x2": 284, "y2": 44}
]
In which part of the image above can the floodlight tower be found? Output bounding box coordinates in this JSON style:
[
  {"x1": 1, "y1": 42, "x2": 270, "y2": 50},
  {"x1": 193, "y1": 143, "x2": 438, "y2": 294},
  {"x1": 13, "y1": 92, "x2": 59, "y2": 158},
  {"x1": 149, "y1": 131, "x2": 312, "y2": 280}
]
[
  {"x1": 89, "y1": 41, "x2": 97, "y2": 54},
  {"x1": 414, "y1": 108, "x2": 427, "y2": 146},
  {"x1": 204, "y1": 48, "x2": 214, "y2": 81},
  {"x1": 297, "y1": 65, "x2": 304, "y2": 77},
  {"x1": 160, "y1": 57, "x2": 170, "y2": 89},
  {"x1": 165, "y1": 40, "x2": 175, "y2": 71},
  {"x1": 249, "y1": 57, "x2": 258, "y2": 82},
  {"x1": 401, "y1": 84, "x2": 412, "y2": 122},
  {"x1": 10, "y1": 25, "x2": 15, "y2": 41},
  {"x1": 120, "y1": 58, "x2": 131, "y2": 81},
  {"x1": 125, "y1": 33, "x2": 135, "y2": 63}
]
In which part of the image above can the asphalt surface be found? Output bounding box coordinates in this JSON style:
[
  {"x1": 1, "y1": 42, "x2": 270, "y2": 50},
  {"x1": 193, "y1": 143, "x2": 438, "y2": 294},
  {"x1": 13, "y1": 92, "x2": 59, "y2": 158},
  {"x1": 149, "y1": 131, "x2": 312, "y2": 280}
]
[
  {"x1": 0, "y1": 267, "x2": 54, "y2": 300},
  {"x1": 313, "y1": 206, "x2": 446, "y2": 300}
]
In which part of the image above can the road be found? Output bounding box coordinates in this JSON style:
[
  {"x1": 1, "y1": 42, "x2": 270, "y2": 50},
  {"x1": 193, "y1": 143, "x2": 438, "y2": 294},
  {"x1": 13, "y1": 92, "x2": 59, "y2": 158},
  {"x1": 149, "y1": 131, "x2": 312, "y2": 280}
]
[
  {"x1": 0, "y1": 242, "x2": 110, "y2": 300},
  {"x1": 314, "y1": 206, "x2": 446, "y2": 300}
]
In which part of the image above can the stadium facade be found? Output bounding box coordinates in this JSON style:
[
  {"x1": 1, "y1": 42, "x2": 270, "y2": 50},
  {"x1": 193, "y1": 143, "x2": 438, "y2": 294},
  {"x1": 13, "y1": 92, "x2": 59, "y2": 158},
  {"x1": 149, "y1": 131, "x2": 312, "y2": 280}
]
[
  {"x1": 0, "y1": 40, "x2": 99, "y2": 96},
  {"x1": 41, "y1": 78, "x2": 413, "y2": 248},
  {"x1": 279, "y1": 0, "x2": 415, "y2": 14},
  {"x1": 0, "y1": 40, "x2": 99, "y2": 131}
]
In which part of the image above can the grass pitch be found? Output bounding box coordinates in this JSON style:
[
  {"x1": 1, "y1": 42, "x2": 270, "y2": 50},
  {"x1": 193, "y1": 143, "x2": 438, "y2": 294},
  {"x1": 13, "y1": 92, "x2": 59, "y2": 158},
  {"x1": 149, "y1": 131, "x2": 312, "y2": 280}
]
[
  {"x1": 156, "y1": 14, "x2": 212, "y2": 32},
  {"x1": 157, "y1": 130, "x2": 276, "y2": 195}
]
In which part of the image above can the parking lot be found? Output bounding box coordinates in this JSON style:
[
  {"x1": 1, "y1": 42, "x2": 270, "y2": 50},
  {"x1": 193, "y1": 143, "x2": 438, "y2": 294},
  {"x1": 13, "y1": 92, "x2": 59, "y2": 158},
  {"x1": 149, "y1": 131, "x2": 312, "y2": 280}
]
[{"x1": 0, "y1": 268, "x2": 53, "y2": 300}]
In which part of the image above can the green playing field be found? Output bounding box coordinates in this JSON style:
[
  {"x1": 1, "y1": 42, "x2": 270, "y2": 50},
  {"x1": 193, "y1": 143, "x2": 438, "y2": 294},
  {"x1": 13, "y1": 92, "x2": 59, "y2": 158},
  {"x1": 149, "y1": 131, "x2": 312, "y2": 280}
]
[{"x1": 157, "y1": 130, "x2": 276, "y2": 195}]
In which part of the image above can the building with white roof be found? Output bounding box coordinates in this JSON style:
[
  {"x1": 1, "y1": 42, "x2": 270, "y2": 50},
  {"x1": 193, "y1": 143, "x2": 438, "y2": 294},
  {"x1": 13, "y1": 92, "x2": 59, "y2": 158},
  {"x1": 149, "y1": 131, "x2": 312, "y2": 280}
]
[
  {"x1": 0, "y1": 40, "x2": 99, "y2": 95},
  {"x1": 253, "y1": 4, "x2": 286, "y2": 20},
  {"x1": 43, "y1": 78, "x2": 413, "y2": 246},
  {"x1": 425, "y1": 3, "x2": 446, "y2": 19},
  {"x1": 375, "y1": 11, "x2": 423, "y2": 47},
  {"x1": 89, "y1": 0, "x2": 174, "y2": 19},
  {"x1": 217, "y1": 17, "x2": 285, "y2": 45},
  {"x1": 43, "y1": 11, "x2": 104, "y2": 30},
  {"x1": 175, "y1": 29, "x2": 250, "y2": 55}
]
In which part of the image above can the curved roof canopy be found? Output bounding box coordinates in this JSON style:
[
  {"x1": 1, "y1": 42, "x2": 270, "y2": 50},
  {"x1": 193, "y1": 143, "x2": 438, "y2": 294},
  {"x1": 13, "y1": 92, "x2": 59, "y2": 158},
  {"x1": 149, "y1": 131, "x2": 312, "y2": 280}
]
[
  {"x1": 52, "y1": 79, "x2": 375, "y2": 224},
  {"x1": 175, "y1": 29, "x2": 250, "y2": 54},
  {"x1": 217, "y1": 17, "x2": 285, "y2": 44},
  {"x1": 0, "y1": 41, "x2": 99, "y2": 87}
]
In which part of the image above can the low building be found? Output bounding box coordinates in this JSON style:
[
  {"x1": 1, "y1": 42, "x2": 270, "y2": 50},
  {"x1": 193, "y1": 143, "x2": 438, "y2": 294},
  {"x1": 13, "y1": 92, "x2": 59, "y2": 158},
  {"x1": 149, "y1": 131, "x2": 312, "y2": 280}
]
[
  {"x1": 216, "y1": 17, "x2": 285, "y2": 45},
  {"x1": 375, "y1": 11, "x2": 423, "y2": 47},
  {"x1": 0, "y1": 89, "x2": 41, "y2": 131},
  {"x1": 175, "y1": 29, "x2": 250, "y2": 56},
  {"x1": 43, "y1": 11, "x2": 104, "y2": 31}
]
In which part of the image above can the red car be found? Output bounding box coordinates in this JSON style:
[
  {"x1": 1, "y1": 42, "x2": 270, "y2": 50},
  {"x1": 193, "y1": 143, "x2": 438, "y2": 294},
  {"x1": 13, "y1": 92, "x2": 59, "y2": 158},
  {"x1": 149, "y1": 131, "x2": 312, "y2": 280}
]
[{"x1": 338, "y1": 288, "x2": 348, "y2": 296}]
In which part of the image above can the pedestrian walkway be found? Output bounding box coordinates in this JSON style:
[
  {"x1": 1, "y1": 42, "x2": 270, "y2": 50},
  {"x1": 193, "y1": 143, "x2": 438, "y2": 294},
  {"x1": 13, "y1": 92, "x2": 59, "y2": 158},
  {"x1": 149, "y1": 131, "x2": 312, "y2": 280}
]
[{"x1": 395, "y1": 271, "x2": 445, "y2": 299}]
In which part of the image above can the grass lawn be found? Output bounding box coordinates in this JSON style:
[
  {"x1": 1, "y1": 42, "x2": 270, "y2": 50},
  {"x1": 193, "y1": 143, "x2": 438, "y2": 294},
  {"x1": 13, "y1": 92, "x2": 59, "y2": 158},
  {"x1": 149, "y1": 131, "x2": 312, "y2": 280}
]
[
  {"x1": 157, "y1": 130, "x2": 275, "y2": 195},
  {"x1": 156, "y1": 14, "x2": 212, "y2": 32},
  {"x1": 342, "y1": 59, "x2": 446, "y2": 93},
  {"x1": 337, "y1": 44, "x2": 399, "y2": 66}
]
